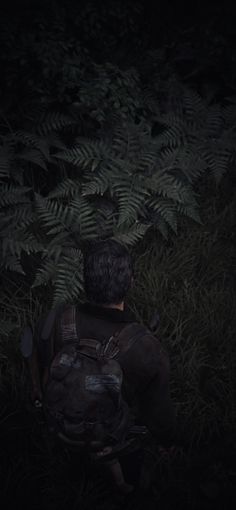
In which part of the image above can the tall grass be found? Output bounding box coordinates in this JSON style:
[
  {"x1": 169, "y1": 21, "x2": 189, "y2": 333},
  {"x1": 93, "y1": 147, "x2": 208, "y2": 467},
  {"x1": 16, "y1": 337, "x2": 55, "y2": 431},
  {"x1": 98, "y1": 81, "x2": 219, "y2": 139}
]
[{"x1": 128, "y1": 197, "x2": 236, "y2": 450}]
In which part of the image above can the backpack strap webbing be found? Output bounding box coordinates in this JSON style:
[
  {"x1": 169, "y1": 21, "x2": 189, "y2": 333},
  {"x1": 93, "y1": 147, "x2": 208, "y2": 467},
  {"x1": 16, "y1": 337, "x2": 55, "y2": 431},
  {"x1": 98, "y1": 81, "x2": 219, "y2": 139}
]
[
  {"x1": 41, "y1": 305, "x2": 148, "y2": 360},
  {"x1": 60, "y1": 305, "x2": 78, "y2": 342},
  {"x1": 101, "y1": 323, "x2": 149, "y2": 360}
]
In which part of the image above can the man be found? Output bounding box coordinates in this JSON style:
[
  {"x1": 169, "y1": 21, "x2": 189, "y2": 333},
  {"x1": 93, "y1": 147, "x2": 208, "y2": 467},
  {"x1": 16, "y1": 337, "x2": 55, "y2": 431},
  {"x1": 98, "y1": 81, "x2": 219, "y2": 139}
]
[
  {"x1": 28, "y1": 239, "x2": 175, "y2": 489},
  {"x1": 80, "y1": 239, "x2": 175, "y2": 447}
]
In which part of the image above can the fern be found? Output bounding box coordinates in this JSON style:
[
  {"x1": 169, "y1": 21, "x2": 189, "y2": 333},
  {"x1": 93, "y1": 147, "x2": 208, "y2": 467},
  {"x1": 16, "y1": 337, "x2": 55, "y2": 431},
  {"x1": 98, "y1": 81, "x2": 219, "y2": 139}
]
[
  {"x1": 17, "y1": 150, "x2": 48, "y2": 171},
  {"x1": 32, "y1": 258, "x2": 58, "y2": 287},
  {"x1": 54, "y1": 140, "x2": 111, "y2": 171},
  {"x1": 3, "y1": 254, "x2": 26, "y2": 275},
  {"x1": 0, "y1": 184, "x2": 31, "y2": 207},
  {"x1": 35, "y1": 194, "x2": 72, "y2": 233},
  {"x1": 112, "y1": 173, "x2": 150, "y2": 226},
  {"x1": 1, "y1": 63, "x2": 235, "y2": 305},
  {"x1": 1, "y1": 235, "x2": 41, "y2": 258},
  {"x1": 147, "y1": 197, "x2": 178, "y2": 233},
  {"x1": 53, "y1": 253, "x2": 84, "y2": 306},
  {"x1": 48, "y1": 178, "x2": 82, "y2": 199},
  {"x1": 37, "y1": 112, "x2": 76, "y2": 136},
  {"x1": 81, "y1": 169, "x2": 110, "y2": 196},
  {"x1": 35, "y1": 193, "x2": 98, "y2": 243},
  {"x1": 111, "y1": 222, "x2": 150, "y2": 246},
  {"x1": 0, "y1": 147, "x2": 12, "y2": 179}
]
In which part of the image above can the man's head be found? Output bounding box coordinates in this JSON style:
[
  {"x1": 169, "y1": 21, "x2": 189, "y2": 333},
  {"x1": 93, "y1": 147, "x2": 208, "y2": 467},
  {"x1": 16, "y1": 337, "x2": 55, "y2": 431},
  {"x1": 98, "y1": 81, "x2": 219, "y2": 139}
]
[{"x1": 83, "y1": 239, "x2": 133, "y2": 306}]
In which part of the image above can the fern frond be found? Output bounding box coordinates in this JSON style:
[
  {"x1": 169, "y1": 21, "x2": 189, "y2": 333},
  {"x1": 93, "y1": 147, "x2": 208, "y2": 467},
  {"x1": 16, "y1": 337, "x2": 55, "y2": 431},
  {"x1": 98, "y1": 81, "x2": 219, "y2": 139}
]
[
  {"x1": 52, "y1": 253, "x2": 84, "y2": 306},
  {"x1": 135, "y1": 151, "x2": 157, "y2": 174},
  {"x1": 81, "y1": 169, "x2": 110, "y2": 196},
  {"x1": 32, "y1": 258, "x2": 57, "y2": 287},
  {"x1": 223, "y1": 103, "x2": 236, "y2": 128},
  {"x1": 112, "y1": 174, "x2": 150, "y2": 226},
  {"x1": 0, "y1": 184, "x2": 31, "y2": 207},
  {"x1": 111, "y1": 123, "x2": 142, "y2": 160},
  {"x1": 204, "y1": 148, "x2": 231, "y2": 184},
  {"x1": 48, "y1": 179, "x2": 82, "y2": 198},
  {"x1": 13, "y1": 131, "x2": 51, "y2": 159},
  {"x1": 2, "y1": 254, "x2": 25, "y2": 274},
  {"x1": 177, "y1": 203, "x2": 202, "y2": 223},
  {"x1": 35, "y1": 193, "x2": 71, "y2": 233},
  {"x1": 157, "y1": 147, "x2": 180, "y2": 170},
  {"x1": 205, "y1": 104, "x2": 223, "y2": 136},
  {"x1": 69, "y1": 197, "x2": 98, "y2": 240},
  {"x1": 2, "y1": 235, "x2": 41, "y2": 258},
  {"x1": 174, "y1": 149, "x2": 207, "y2": 183},
  {"x1": 17, "y1": 149, "x2": 48, "y2": 171},
  {"x1": 182, "y1": 89, "x2": 205, "y2": 121},
  {"x1": 158, "y1": 123, "x2": 186, "y2": 148},
  {"x1": 37, "y1": 112, "x2": 76, "y2": 136},
  {"x1": 111, "y1": 222, "x2": 150, "y2": 246},
  {"x1": 149, "y1": 172, "x2": 194, "y2": 205},
  {"x1": 148, "y1": 197, "x2": 178, "y2": 233},
  {"x1": 0, "y1": 147, "x2": 12, "y2": 179},
  {"x1": 152, "y1": 214, "x2": 169, "y2": 239},
  {"x1": 54, "y1": 140, "x2": 110, "y2": 170}
]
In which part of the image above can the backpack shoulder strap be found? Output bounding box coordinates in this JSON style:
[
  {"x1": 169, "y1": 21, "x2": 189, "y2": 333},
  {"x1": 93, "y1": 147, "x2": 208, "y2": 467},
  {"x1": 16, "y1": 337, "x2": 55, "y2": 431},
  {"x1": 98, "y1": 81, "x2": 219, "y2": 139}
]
[
  {"x1": 60, "y1": 306, "x2": 101, "y2": 358},
  {"x1": 60, "y1": 305, "x2": 78, "y2": 342},
  {"x1": 102, "y1": 323, "x2": 148, "y2": 359}
]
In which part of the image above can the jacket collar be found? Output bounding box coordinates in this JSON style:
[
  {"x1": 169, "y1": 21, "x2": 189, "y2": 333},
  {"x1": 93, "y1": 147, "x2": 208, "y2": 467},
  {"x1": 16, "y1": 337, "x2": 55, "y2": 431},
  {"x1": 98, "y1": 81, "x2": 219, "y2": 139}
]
[{"x1": 78, "y1": 302, "x2": 137, "y2": 323}]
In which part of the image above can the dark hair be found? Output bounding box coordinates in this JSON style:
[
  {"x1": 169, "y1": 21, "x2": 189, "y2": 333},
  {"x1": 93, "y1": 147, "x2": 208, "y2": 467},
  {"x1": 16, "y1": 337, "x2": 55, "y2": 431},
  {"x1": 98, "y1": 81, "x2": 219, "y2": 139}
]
[{"x1": 83, "y1": 239, "x2": 133, "y2": 305}]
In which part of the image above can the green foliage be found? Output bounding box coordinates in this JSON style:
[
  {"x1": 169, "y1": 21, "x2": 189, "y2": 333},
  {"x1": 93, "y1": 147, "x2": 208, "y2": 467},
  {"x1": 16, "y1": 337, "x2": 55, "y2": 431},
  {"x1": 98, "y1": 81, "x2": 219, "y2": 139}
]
[
  {"x1": 0, "y1": 0, "x2": 235, "y2": 361},
  {"x1": 128, "y1": 199, "x2": 236, "y2": 446},
  {"x1": 1, "y1": 81, "x2": 236, "y2": 304}
]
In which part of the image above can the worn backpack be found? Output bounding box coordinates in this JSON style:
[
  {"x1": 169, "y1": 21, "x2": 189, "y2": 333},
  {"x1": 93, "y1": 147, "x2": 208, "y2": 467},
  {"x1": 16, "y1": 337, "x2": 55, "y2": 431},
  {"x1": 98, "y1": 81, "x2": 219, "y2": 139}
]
[{"x1": 43, "y1": 305, "x2": 146, "y2": 450}]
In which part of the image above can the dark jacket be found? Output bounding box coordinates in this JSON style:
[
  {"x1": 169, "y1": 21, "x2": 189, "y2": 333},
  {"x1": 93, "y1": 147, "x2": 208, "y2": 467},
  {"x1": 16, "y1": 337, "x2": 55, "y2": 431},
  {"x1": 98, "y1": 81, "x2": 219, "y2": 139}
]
[{"x1": 37, "y1": 302, "x2": 175, "y2": 446}]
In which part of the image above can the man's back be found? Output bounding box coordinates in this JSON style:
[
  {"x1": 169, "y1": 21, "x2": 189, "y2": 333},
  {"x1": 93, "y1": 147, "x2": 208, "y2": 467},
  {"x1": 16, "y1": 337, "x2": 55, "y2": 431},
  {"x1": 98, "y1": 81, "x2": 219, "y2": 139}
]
[{"x1": 44, "y1": 302, "x2": 175, "y2": 446}]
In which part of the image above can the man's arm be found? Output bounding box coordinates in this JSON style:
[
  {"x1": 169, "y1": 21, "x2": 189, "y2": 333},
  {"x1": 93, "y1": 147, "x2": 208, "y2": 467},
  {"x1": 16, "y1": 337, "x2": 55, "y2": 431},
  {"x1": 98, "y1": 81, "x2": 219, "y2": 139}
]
[
  {"x1": 123, "y1": 331, "x2": 176, "y2": 446},
  {"x1": 139, "y1": 346, "x2": 176, "y2": 445}
]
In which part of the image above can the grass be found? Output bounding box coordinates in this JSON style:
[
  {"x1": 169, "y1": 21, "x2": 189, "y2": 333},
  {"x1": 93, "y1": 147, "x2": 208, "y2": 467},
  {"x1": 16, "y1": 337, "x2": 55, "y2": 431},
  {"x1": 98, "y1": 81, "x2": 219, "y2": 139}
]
[{"x1": 128, "y1": 198, "x2": 236, "y2": 451}]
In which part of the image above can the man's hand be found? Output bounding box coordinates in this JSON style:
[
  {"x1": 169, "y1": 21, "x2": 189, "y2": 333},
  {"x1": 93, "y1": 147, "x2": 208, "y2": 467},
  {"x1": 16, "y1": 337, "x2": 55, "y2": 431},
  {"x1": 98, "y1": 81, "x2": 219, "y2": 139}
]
[
  {"x1": 30, "y1": 384, "x2": 43, "y2": 407},
  {"x1": 158, "y1": 445, "x2": 184, "y2": 461}
]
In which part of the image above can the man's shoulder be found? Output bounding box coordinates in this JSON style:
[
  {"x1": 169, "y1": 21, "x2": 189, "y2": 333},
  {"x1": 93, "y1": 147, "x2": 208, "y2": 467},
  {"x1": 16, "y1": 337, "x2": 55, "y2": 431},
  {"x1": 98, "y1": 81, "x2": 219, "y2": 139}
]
[{"x1": 118, "y1": 321, "x2": 166, "y2": 364}]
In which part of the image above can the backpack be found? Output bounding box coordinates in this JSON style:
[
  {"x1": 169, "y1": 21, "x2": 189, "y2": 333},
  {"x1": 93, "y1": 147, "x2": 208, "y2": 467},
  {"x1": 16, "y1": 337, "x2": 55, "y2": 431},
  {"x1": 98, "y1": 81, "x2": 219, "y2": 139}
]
[{"x1": 43, "y1": 305, "x2": 146, "y2": 451}]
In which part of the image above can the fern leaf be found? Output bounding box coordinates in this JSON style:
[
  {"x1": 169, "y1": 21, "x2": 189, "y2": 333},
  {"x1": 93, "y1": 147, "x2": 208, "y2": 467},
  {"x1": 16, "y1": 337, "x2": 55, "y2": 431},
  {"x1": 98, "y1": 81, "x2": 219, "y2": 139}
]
[
  {"x1": 177, "y1": 204, "x2": 202, "y2": 224},
  {"x1": 82, "y1": 169, "x2": 110, "y2": 196},
  {"x1": 48, "y1": 179, "x2": 82, "y2": 199},
  {"x1": 0, "y1": 147, "x2": 11, "y2": 179},
  {"x1": 13, "y1": 131, "x2": 51, "y2": 159},
  {"x1": 148, "y1": 197, "x2": 178, "y2": 233},
  {"x1": 2, "y1": 236, "x2": 41, "y2": 258},
  {"x1": 69, "y1": 197, "x2": 98, "y2": 240},
  {"x1": 112, "y1": 174, "x2": 150, "y2": 226},
  {"x1": 17, "y1": 150, "x2": 48, "y2": 171},
  {"x1": 32, "y1": 258, "x2": 57, "y2": 287},
  {"x1": 54, "y1": 140, "x2": 110, "y2": 170},
  {"x1": 52, "y1": 253, "x2": 84, "y2": 306},
  {"x1": 0, "y1": 184, "x2": 31, "y2": 207},
  {"x1": 149, "y1": 172, "x2": 194, "y2": 205},
  {"x1": 35, "y1": 194, "x2": 71, "y2": 232},
  {"x1": 37, "y1": 112, "x2": 76, "y2": 136},
  {"x1": 111, "y1": 222, "x2": 150, "y2": 246},
  {"x1": 2, "y1": 254, "x2": 25, "y2": 274}
]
